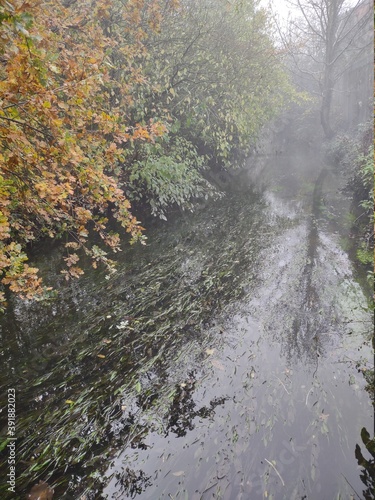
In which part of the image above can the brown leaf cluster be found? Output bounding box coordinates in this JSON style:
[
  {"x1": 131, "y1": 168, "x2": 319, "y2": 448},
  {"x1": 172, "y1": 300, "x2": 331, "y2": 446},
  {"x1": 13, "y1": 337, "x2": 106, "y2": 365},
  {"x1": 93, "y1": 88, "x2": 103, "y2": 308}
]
[{"x1": 0, "y1": 0, "x2": 167, "y2": 304}]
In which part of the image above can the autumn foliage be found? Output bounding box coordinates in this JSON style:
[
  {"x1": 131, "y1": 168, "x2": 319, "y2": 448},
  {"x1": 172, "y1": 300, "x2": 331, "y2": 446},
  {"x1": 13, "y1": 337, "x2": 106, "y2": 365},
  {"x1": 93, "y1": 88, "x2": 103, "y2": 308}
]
[
  {"x1": 0, "y1": 0, "x2": 292, "y2": 307},
  {"x1": 0, "y1": 0, "x2": 168, "y2": 304}
]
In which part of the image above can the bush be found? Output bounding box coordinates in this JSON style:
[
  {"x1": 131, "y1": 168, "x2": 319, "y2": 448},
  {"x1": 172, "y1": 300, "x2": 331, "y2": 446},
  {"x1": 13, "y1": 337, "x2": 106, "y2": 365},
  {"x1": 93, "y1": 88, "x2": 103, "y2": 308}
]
[
  {"x1": 328, "y1": 122, "x2": 374, "y2": 280},
  {"x1": 127, "y1": 136, "x2": 218, "y2": 219}
]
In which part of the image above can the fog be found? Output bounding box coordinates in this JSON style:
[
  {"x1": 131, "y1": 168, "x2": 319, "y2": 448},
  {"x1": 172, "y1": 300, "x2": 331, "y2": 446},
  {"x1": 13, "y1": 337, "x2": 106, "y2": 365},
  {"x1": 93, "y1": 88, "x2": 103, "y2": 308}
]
[{"x1": 0, "y1": 1, "x2": 373, "y2": 499}]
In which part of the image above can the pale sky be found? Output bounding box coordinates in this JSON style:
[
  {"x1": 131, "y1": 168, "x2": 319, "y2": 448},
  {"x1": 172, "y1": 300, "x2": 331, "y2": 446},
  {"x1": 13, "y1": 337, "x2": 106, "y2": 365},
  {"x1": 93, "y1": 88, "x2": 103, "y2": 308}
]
[
  {"x1": 259, "y1": 0, "x2": 364, "y2": 22},
  {"x1": 259, "y1": 0, "x2": 295, "y2": 24}
]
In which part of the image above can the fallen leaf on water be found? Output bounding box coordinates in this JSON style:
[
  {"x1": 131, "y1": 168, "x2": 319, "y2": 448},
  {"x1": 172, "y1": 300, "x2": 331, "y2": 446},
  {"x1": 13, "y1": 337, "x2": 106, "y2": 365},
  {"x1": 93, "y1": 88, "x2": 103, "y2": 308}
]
[
  {"x1": 97, "y1": 354, "x2": 106, "y2": 359},
  {"x1": 172, "y1": 471, "x2": 184, "y2": 476},
  {"x1": 116, "y1": 320, "x2": 129, "y2": 330},
  {"x1": 319, "y1": 413, "x2": 329, "y2": 421},
  {"x1": 27, "y1": 481, "x2": 54, "y2": 500}
]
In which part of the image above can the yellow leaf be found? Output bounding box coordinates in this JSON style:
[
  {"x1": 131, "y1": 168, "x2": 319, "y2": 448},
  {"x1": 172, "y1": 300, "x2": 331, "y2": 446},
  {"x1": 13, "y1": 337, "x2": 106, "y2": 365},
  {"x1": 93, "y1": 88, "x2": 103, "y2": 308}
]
[
  {"x1": 43, "y1": 101, "x2": 51, "y2": 109},
  {"x1": 97, "y1": 354, "x2": 106, "y2": 359},
  {"x1": 65, "y1": 400, "x2": 74, "y2": 405}
]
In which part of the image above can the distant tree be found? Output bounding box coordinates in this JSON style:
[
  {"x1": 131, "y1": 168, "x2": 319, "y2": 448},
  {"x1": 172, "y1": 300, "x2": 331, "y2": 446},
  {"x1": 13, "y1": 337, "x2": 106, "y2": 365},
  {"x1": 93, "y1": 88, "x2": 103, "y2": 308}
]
[
  {"x1": 138, "y1": 0, "x2": 294, "y2": 167},
  {"x1": 280, "y1": 0, "x2": 372, "y2": 138},
  {"x1": 117, "y1": 0, "x2": 296, "y2": 218}
]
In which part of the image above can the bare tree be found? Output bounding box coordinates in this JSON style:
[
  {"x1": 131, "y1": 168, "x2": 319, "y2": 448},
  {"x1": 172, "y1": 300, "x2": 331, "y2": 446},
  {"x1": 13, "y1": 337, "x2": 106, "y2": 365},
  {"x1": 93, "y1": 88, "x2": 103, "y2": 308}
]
[{"x1": 279, "y1": 0, "x2": 372, "y2": 138}]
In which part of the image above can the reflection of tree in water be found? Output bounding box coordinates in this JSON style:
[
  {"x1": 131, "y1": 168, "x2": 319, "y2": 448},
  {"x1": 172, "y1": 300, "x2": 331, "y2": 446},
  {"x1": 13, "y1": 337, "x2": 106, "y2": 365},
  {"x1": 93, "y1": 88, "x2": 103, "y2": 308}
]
[
  {"x1": 355, "y1": 427, "x2": 375, "y2": 500},
  {"x1": 113, "y1": 467, "x2": 152, "y2": 499},
  {"x1": 289, "y1": 169, "x2": 329, "y2": 362},
  {"x1": 166, "y1": 371, "x2": 227, "y2": 437},
  {"x1": 111, "y1": 371, "x2": 228, "y2": 497}
]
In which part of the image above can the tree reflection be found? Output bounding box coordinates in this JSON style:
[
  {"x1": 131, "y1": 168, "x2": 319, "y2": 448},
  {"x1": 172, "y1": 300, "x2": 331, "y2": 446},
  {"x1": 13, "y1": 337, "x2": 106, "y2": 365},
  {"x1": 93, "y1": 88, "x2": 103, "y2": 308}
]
[
  {"x1": 166, "y1": 371, "x2": 227, "y2": 437},
  {"x1": 113, "y1": 467, "x2": 151, "y2": 499}
]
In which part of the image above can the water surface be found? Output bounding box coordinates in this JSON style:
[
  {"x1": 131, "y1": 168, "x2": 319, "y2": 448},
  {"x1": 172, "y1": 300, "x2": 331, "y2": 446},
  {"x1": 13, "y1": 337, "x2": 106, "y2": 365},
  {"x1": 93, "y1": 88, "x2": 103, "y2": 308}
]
[{"x1": 0, "y1": 152, "x2": 372, "y2": 499}]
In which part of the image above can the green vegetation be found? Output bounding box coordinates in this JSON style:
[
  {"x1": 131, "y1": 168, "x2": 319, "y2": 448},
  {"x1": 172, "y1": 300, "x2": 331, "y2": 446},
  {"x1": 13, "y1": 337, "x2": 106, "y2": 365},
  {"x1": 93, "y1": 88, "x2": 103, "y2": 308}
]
[
  {"x1": 326, "y1": 122, "x2": 374, "y2": 283},
  {"x1": 127, "y1": 136, "x2": 216, "y2": 219},
  {"x1": 139, "y1": 0, "x2": 294, "y2": 168},
  {"x1": 0, "y1": 0, "x2": 293, "y2": 305}
]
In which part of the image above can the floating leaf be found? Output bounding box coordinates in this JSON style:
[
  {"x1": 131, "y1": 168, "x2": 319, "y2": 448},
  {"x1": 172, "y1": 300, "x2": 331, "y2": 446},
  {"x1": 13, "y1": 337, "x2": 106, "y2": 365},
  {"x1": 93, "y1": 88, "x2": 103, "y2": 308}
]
[
  {"x1": 97, "y1": 354, "x2": 106, "y2": 359},
  {"x1": 319, "y1": 413, "x2": 329, "y2": 421},
  {"x1": 116, "y1": 320, "x2": 129, "y2": 330},
  {"x1": 172, "y1": 470, "x2": 184, "y2": 476}
]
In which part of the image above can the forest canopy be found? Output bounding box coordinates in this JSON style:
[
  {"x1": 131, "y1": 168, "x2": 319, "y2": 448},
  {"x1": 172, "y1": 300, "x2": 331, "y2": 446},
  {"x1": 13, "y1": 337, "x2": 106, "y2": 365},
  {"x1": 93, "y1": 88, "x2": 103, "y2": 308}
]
[{"x1": 0, "y1": 0, "x2": 293, "y2": 306}]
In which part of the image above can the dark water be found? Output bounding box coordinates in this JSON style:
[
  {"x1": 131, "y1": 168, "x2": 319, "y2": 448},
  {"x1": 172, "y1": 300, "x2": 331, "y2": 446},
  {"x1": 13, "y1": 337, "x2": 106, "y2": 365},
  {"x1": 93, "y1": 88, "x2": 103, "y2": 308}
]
[{"x1": 0, "y1": 152, "x2": 373, "y2": 499}]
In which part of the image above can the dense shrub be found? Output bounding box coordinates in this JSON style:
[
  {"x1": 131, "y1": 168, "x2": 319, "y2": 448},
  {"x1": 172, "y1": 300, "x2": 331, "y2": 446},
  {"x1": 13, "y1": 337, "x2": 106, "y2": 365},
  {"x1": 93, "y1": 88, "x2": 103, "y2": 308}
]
[{"x1": 326, "y1": 122, "x2": 373, "y2": 277}]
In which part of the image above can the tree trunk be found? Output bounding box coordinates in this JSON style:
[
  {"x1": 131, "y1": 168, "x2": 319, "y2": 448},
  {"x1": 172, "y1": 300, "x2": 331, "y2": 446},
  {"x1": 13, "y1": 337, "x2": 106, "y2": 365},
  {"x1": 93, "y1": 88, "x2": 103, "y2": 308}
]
[{"x1": 320, "y1": 86, "x2": 334, "y2": 139}]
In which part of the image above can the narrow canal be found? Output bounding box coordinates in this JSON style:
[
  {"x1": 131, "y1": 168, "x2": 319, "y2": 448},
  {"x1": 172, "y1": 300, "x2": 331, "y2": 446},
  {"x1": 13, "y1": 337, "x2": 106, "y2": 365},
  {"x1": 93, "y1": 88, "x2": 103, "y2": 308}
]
[{"x1": 0, "y1": 148, "x2": 373, "y2": 499}]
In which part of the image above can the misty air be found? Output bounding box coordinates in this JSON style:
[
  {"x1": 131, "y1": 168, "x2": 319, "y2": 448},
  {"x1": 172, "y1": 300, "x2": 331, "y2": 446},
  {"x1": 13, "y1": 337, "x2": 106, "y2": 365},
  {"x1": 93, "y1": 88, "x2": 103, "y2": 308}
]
[{"x1": 0, "y1": 1, "x2": 373, "y2": 499}]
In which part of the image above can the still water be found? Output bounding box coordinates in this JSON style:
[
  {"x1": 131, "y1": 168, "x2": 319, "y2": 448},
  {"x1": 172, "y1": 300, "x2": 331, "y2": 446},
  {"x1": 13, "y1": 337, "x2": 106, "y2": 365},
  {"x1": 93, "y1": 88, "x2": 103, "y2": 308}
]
[{"x1": 0, "y1": 152, "x2": 373, "y2": 499}]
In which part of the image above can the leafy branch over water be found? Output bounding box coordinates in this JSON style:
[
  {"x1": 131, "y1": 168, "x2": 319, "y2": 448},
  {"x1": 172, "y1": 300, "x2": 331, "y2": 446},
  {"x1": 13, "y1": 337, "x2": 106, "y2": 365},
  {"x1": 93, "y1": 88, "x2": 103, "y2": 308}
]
[{"x1": 0, "y1": 0, "x2": 293, "y2": 307}]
